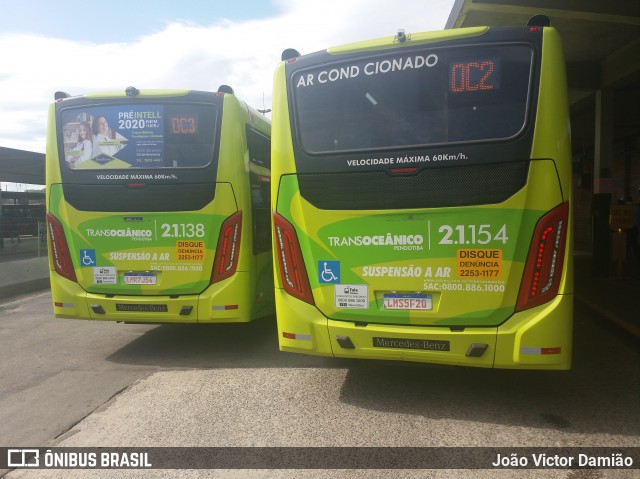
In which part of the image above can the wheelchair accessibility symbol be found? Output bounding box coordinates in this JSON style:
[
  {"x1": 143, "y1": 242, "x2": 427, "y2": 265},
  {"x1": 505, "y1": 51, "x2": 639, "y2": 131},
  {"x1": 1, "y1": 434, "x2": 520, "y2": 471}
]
[
  {"x1": 318, "y1": 261, "x2": 340, "y2": 284},
  {"x1": 80, "y1": 249, "x2": 96, "y2": 267}
]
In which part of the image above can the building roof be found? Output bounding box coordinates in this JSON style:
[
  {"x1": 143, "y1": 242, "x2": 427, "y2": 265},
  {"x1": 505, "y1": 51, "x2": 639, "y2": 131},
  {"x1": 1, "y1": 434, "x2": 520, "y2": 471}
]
[{"x1": 446, "y1": 0, "x2": 640, "y2": 104}]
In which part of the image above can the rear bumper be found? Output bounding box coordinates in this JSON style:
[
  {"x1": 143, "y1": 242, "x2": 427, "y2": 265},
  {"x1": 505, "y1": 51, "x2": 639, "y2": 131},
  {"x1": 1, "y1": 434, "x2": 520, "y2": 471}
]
[
  {"x1": 276, "y1": 290, "x2": 573, "y2": 370},
  {"x1": 50, "y1": 271, "x2": 260, "y2": 323}
]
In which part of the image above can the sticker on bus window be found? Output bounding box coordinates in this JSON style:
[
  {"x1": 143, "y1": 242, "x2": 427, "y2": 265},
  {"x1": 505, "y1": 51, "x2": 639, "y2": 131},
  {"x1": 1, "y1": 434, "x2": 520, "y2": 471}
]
[{"x1": 335, "y1": 285, "x2": 368, "y2": 309}]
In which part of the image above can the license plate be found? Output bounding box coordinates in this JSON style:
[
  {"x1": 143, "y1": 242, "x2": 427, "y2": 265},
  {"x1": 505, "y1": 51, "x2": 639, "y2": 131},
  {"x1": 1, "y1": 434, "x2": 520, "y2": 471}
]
[
  {"x1": 383, "y1": 293, "x2": 432, "y2": 310},
  {"x1": 124, "y1": 272, "x2": 157, "y2": 285}
]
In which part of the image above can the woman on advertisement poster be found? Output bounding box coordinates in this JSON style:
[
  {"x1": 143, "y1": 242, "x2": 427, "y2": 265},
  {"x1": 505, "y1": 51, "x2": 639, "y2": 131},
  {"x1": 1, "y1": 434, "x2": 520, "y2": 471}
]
[
  {"x1": 67, "y1": 121, "x2": 93, "y2": 168},
  {"x1": 92, "y1": 115, "x2": 128, "y2": 159}
]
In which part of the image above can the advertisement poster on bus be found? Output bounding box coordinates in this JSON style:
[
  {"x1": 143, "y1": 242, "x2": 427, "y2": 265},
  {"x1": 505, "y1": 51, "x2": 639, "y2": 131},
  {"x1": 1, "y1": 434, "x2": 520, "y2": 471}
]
[{"x1": 61, "y1": 105, "x2": 165, "y2": 169}]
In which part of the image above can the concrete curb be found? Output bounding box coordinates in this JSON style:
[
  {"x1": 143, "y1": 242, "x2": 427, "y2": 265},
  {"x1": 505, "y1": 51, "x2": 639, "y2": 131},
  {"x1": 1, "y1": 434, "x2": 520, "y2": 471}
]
[{"x1": 0, "y1": 257, "x2": 50, "y2": 299}]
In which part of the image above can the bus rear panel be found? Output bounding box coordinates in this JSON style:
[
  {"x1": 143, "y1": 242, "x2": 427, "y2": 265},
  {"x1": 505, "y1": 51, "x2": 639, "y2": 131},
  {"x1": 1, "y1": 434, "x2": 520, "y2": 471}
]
[
  {"x1": 271, "y1": 26, "x2": 573, "y2": 369},
  {"x1": 47, "y1": 89, "x2": 273, "y2": 323}
]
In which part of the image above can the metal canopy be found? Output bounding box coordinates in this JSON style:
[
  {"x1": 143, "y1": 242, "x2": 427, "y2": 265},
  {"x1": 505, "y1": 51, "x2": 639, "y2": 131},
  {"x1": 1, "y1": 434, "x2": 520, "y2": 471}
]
[
  {"x1": 0, "y1": 147, "x2": 45, "y2": 185},
  {"x1": 446, "y1": 0, "x2": 640, "y2": 104}
]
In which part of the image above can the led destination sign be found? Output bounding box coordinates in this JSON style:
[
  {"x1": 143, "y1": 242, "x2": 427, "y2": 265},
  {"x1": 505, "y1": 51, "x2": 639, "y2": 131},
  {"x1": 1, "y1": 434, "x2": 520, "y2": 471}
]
[
  {"x1": 171, "y1": 116, "x2": 197, "y2": 134},
  {"x1": 449, "y1": 59, "x2": 501, "y2": 93}
]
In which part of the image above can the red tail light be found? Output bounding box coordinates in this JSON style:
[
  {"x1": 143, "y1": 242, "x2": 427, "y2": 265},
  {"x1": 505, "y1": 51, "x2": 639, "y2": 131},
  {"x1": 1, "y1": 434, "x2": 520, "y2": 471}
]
[
  {"x1": 516, "y1": 202, "x2": 569, "y2": 311},
  {"x1": 211, "y1": 211, "x2": 242, "y2": 283},
  {"x1": 273, "y1": 212, "x2": 314, "y2": 305},
  {"x1": 46, "y1": 212, "x2": 77, "y2": 282}
]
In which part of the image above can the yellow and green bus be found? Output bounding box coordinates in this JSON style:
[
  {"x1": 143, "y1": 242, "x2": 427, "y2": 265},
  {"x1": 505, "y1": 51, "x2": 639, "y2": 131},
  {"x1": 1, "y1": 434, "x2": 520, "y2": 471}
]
[
  {"x1": 271, "y1": 23, "x2": 573, "y2": 369},
  {"x1": 46, "y1": 87, "x2": 274, "y2": 323}
]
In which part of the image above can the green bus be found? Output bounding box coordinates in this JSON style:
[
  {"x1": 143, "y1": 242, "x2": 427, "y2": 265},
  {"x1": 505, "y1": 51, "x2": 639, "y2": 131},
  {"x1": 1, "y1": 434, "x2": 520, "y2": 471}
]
[
  {"x1": 271, "y1": 22, "x2": 573, "y2": 369},
  {"x1": 46, "y1": 87, "x2": 273, "y2": 323}
]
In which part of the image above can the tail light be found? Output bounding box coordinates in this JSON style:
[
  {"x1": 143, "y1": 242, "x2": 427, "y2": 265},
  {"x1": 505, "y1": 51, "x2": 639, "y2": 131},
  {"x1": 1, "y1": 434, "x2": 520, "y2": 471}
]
[
  {"x1": 516, "y1": 202, "x2": 569, "y2": 311},
  {"x1": 46, "y1": 212, "x2": 77, "y2": 282},
  {"x1": 273, "y1": 212, "x2": 314, "y2": 305},
  {"x1": 211, "y1": 211, "x2": 242, "y2": 283}
]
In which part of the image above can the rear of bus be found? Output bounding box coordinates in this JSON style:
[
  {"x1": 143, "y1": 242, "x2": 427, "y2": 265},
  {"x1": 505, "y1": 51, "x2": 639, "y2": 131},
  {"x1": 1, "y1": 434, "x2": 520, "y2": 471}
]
[
  {"x1": 47, "y1": 88, "x2": 274, "y2": 323},
  {"x1": 272, "y1": 26, "x2": 573, "y2": 369}
]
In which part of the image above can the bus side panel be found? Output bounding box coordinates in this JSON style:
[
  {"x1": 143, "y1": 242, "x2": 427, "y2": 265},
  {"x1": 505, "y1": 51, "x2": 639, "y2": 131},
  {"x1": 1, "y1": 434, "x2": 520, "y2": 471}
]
[
  {"x1": 46, "y1": 103, "x2": 63, "y2": 279},
  {"x1": 196, "y1": 250, "x2": 272, "y2": 323},
  {"x1": 532, "y1": 27, "x2": 574, "y2": 299},
  {"x1": 198, "y1": 271, "x2": 253, "y2": 322},
  {"x1": 495, "y1": 294, "x2": 573, "y2": 369},
  {"x1": 271, "y1": 61, "x2": 300, "y2": 296},
  {"x1": 276, "y1": 290, "x2": 334, "y2": 356},
  {"x1": 531, "y1": 28, "x2": 572, "y2": 197},
  {"x1": 215, "y1": 95, "x2": 275, "y2": 321},
  {"x1": 50, "y1": 277, "x2": 92, "y2": 320}
]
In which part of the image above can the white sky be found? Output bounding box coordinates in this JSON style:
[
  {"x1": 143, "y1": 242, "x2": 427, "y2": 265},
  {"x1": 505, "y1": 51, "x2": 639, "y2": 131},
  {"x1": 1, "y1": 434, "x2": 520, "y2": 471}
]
[{"x1": 0, "y1": 0, "x2": 455, "y2": 188}]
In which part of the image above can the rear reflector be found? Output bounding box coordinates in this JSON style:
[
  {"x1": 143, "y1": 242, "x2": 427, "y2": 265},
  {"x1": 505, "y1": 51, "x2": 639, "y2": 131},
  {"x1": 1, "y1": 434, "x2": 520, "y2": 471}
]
[
  {"x1": 46, "y1": 212, "x2": 77, "y2": 283},
  {"x1": 282, "y1": 332, "x2": 312, "y2": 341},
  {"x1": 521, "y1": 347, "x2": 562, "y2": 355},
  {"x1": 211, "y1": 305, "x2": 239, "y2": 310},
  {"x1": 54, "y1": 302, "x2": 74, "y2": 308},
  {"x1": 273, "y1": 213, "x2": 314, "y2": 305},
  {"x1": 516, "y1": 202, "x2": 569, "y2": 311},
  {"x1": 211, "y1": 211, "x2": 242, "y2": 283}
]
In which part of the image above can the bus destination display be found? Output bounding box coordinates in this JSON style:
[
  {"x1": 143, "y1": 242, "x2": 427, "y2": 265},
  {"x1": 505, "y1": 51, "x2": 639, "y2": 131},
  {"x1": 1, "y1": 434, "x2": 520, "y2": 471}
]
[
  {"x1": 171, "y1": 116, "x2": 197, "y2": 134},
  {"x1": 449, "y1": 58, "x2": 500, "y2": 93}
]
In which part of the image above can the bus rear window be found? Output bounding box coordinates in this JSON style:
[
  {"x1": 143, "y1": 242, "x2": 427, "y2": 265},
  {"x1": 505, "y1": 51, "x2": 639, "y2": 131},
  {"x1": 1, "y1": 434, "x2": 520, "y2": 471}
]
[
  {"x1": 292, "y1": 44, "x2": 533, "y2": 153},
  {"x1": 59, "y1": 103, "x2": 217, "y2": 170}
]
